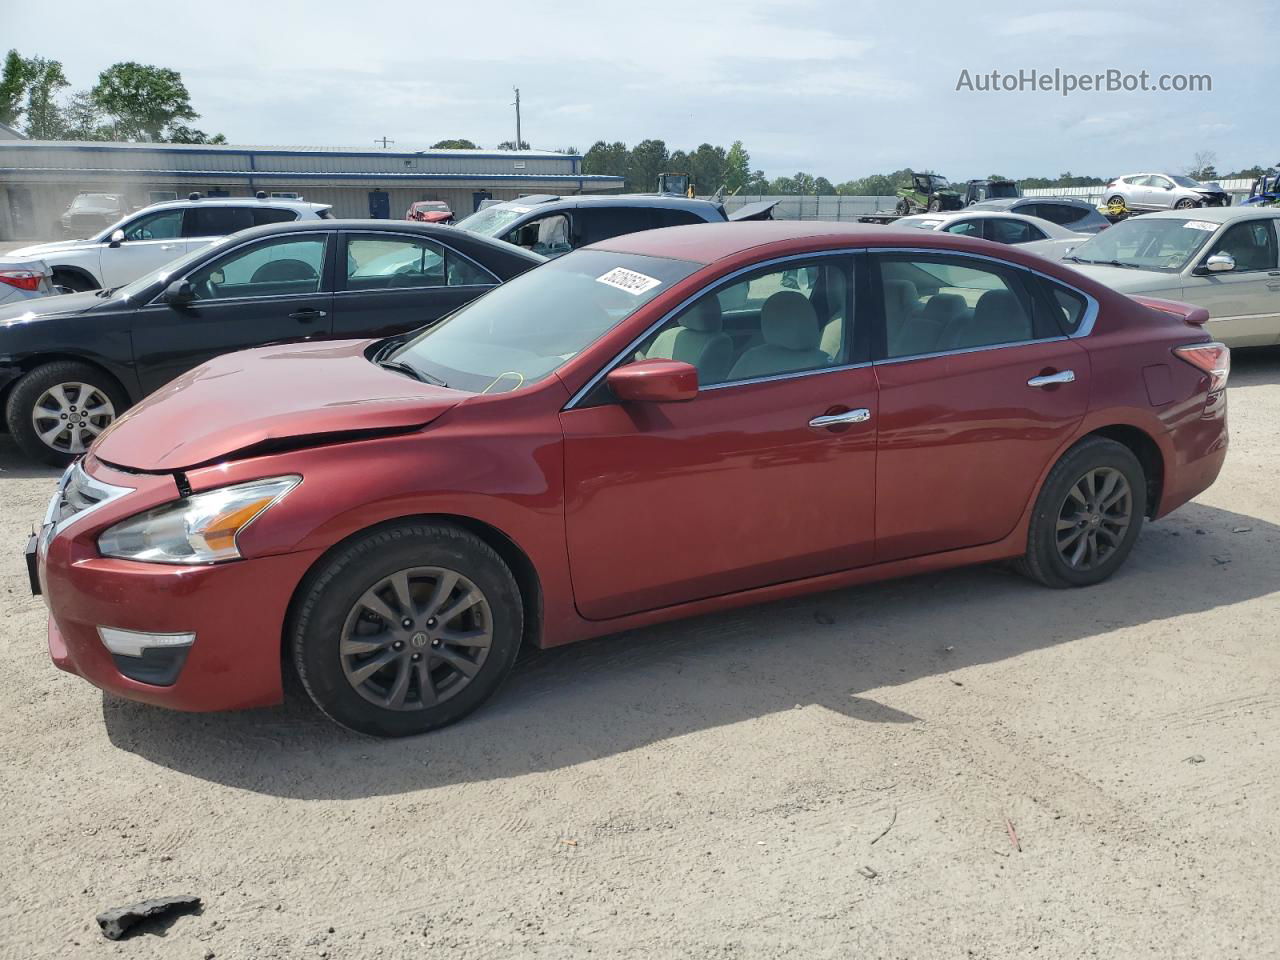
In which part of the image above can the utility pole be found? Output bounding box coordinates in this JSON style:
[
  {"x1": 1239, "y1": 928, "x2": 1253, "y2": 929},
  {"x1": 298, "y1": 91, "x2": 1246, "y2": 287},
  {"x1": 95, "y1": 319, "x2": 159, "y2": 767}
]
[
  {"x1": 512, "y1": 87, "x2": 521, "y2": 151},
  {"x1": 374, "y1": 136, "x2": 394, "y2": 149}
]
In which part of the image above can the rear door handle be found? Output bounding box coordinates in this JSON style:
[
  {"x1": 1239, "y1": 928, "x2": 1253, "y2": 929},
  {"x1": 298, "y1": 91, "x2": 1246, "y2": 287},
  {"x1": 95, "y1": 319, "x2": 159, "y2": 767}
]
[
  {"x1": 1027, "y1": 370, "x2": 1075, "y2": 388},
  {"x1": 809, "y1": 408, "x2": 871, "y2": 428},
  {"x1": 289, "y1": 308, "x2": 327, "y2": 322}
]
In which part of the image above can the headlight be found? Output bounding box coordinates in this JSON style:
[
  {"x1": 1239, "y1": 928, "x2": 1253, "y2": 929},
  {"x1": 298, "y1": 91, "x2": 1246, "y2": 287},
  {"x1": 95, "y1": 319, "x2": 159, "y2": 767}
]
[{"x1": 98, "y1": 476, "x2": 300, "y2": 564}]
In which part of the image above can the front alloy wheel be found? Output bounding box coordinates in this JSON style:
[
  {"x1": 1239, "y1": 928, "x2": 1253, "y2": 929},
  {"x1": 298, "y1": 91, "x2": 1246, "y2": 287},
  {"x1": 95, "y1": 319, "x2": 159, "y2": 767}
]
[
  {"x1": 340, "y1": 567, "x2": 493, "y2": 711},
  {"x1": 31, "y1": 382, "x2": 116, "y2": 456},
  {"x1": 291, "y1": 523, "x2": 523, "y2": 737}
]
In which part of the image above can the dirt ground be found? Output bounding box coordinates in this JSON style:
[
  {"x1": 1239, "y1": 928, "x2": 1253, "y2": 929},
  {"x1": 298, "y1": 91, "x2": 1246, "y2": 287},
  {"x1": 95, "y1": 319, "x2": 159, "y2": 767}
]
[{"x1": 1, "y1": 351, "x2": 1277, "y2": 960}]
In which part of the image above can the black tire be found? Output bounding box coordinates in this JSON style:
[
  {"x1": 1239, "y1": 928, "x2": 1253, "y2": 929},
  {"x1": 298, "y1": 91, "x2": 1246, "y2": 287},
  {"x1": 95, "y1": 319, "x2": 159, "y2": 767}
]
[
  {"x1": 50, "y1": 269, "x2": 97, "y2": 293},
  {"x1": 290, "y1": 522, "x2": 524, "y2": 737},
  {"x1": 1016, "y1": 437, "x2": 1147, "y2": 589},
  {"x1": 1175, "y1": 197, "x2": 1198, "y2": 209},
  {"x1": 5, "y1": 360, "x2": 129, "y2": 465},
  {"x1": 895, "y1": 199, "x2": 910, "y2": 216},
  {"x1": 927, "y1": 198, "x2": 942, "y2": 212}
]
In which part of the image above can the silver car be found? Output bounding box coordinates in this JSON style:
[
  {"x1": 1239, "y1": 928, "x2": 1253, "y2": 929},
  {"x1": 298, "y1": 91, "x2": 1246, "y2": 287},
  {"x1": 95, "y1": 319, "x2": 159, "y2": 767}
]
[
  {"x1": 893, "y1": 210, "x2": 1089, "y2": 247},
  {"x1": 1103, "y1": 173, "x2": 1232, "y2": 212},
  {"x1": 1059, "y1": 207, "x2": 1280, "y2": 347},
  {"x1": 0, "y1": 257, "x2": 55, "y2": 306}
]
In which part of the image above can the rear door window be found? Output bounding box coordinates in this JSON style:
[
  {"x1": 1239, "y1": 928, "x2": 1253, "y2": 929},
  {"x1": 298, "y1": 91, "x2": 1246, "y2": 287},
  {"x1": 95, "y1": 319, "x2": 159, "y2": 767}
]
[
  {"x1": 577, "y1": 208, "x2": 657, "y2": 245},
  {"x1": 986, "y1": 218, "x2": 1046, "y2": 244},
  {"x1": 184, "y1": 206, "x2": 255, "y2": 237},
  {"x1": 652, "y1": 208, "x2": 708, "y2": 228}
]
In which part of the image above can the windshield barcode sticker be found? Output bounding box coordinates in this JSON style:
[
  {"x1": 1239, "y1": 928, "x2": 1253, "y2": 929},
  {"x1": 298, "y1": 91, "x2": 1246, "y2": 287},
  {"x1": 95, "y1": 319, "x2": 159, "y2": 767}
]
[
  {"x1": 596, "y1": 267, "x2": 661, "y2": 295},
  {"x1": 1183, "y1": 220, "x2": 1217, "y2": 231}
]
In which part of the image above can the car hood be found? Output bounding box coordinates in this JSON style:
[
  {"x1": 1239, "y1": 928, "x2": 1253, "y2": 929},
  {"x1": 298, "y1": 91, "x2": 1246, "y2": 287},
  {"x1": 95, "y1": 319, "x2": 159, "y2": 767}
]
[
  {"x1": 8, "y1": 238, "x2": 97, "y2": 257},
  {"x1": 1061, "y1": 263, "x2": 1183, "y2": 294},
  {"x1": 0, "y1": 290, "x2": 103, "y2": 325},
  {"x1": 92, "y1": 339, "x2": 466, "y2": 471},
  {"x1": 727, "y1": 200, "x2": 781, "y2": 221}
]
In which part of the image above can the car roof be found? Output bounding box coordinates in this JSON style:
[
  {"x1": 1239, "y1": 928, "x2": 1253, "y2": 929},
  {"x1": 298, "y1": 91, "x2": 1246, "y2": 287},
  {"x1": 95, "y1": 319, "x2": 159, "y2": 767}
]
[
  {"x1": 973, "y1": 196, "x2": 1092, "y2": 210},
  {"x1": 895, "y1": 210, "x2": 1079, "y2": 237},
  {"x1": 198, "y1": 218, "x2": 540, "y2": 256},
  {"x1": 1132, "y1": 206, "x2": 1280, "y2": 224},
  {"x1": 485, "y1": 193, "x2": 723, "y2": 213},
  {"x1": 144, "y1": 196, "x2": 331, "y2": 213}
]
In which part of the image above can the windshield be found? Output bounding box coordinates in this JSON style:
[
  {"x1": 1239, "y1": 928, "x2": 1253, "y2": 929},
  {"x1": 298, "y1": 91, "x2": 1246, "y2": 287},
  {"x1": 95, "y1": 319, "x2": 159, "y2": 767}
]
[
  {"x1": 989, "y1": 182, "x2": 1019, "y2": 198},
  {"x1": 1170, "y1": 175, "x2": 1202, "y2": 188},
  {"x1": 454, "y1": 204, "x2": 534, "y2": 238},
  {"x1": 112, "y1": 236, "x2": 237, "y2": 300},
  {"x1": 924, "y1": 176, "x2": 951, "y2": 189},
  {"x1": 386, "y1": 249, "x2": 700, "y2": 394},
  {"x1": 1066, "y1": 217, "x2": 1218, "y2": 272},
  {"x1": 70, "y1": 194, "x2": 119, "y2": 210}
]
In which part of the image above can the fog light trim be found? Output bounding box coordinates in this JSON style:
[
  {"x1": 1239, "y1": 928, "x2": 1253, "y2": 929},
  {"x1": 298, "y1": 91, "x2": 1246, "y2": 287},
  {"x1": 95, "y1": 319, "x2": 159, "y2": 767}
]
[{"x1": 97, "y1": 627, "x2": 195, "y2": 658}]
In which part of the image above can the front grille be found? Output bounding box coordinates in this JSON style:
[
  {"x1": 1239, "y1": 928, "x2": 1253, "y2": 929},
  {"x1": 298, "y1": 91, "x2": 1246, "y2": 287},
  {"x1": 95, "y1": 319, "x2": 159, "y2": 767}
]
[{"x1": 44, "y1": 462, "x2": 132, "y2": 533}]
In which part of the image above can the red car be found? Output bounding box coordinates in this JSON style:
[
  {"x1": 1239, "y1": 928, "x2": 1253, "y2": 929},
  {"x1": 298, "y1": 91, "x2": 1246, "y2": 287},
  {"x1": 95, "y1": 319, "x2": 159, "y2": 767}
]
[
  {"x1": 31, "y1": 222, "x2": 1229, "y2": 737},
  {"x1": 406, "y1": 201, "x2": 454, "y2": 224}
]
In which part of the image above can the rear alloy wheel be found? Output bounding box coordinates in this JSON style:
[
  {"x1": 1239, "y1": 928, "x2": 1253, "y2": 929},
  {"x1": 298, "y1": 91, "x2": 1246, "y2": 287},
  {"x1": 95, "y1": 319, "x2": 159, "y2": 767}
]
[
  {"x1": 5, "y1": 361, "x2": 127, "y2": 465},
  {"x1": 1017, "y1": 437, "x2": 1147, "y2": 588},
  {"x1": 1175, "y1": 197, "x2": 1198, "y2": 209},
  {"x1": 291, "y1": 523, "x2": 523, "y2": 737},
  {"x1": 1106, "y1": 194, "x2": 1126, "y2": 209}
]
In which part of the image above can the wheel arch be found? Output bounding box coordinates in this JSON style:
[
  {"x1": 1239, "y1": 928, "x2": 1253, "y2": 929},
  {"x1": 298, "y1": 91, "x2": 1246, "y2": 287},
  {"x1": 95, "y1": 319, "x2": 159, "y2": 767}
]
[
  {"x1": 1081, "y1": 423, "x2": 1165, "y2": 518},
  {"x1": 282, "y1": 512, "x2": 546, "y2": 661},
  {"x1": 0, "y1": 353, "x2": 135, "y2": 427},
  {"x1": 48, "y1": 264, "x2": 101, "y2": 290}
]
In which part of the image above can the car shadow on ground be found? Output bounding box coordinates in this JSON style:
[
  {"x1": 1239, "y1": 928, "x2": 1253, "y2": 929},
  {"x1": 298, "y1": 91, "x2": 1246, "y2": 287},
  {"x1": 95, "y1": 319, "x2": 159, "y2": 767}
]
[
  {"x1": 100, "y1": 499, "x2": 1278, "y2": 800},
  {"x1": 1229, "y1": 345, "x2": 1280, "y2": 385}
]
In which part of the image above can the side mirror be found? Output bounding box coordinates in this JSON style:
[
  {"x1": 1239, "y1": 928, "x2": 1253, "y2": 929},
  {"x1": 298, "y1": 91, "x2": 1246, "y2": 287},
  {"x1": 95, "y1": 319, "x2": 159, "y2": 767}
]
[
  {"x1": 1205, "y1": 253, "x2": 1236, "y2": 273},
  {"x1": 606, "y1": 359, "x2": 699, "y2": 403},
  {"x1": 162, "y1": 279, "x2": 195, "y2": 305},
  {"x1": 108, "y1": 229, "x2": 125, "y2": 248}
]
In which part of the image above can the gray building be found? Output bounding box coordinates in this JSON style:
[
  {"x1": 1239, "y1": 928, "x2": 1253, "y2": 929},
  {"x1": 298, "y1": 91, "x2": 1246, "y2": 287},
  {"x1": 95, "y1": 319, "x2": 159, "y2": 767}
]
[{"x1": 0, "y1": 140, "x2": 624, "y2": 239}]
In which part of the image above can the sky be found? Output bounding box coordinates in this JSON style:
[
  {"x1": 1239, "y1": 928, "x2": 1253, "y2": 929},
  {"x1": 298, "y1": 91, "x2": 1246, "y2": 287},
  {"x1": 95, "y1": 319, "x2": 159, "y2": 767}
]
[{"x1": 6, "y1": 0, "x2": 1276, "y2": 182}]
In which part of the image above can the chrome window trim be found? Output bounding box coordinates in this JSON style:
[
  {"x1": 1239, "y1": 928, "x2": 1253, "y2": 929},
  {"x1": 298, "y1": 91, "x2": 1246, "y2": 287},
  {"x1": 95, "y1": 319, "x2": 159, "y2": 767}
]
[
  {"x1": 145, "y1": 231, "x2": 331, "y2": 306},
  {"x1": 339, "y1": 229, "x2": 502, "y2": 288},
  {"x1": 562, "y1": 249, "x2": 862, "y2": 411},
  {"x1": 868, "y1": 245, "x2": 1100, "y2": 339},
  {"x1": 563, "y1": 244, "x2": 1102, "y2": 410}
]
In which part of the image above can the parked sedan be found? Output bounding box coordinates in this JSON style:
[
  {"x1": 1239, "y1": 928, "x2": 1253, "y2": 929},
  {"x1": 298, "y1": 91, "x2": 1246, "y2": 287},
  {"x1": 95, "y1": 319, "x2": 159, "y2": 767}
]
[
  {"x1": 32, "y1": 221, "x2": 1228, "y2": 737},
  {"x1": 1059, "y1": 207, "x2": 1280, "y2": 347},
  {"x1": 969, "y1": 197, "x2": 1112, "y2": 234},
  {"x1": 406, "y1": 201, "x2": 454, "y2": 224},
  {"x1": 0, "y1": 220, "x2": 542, "y2": 463},
  {"x1": 893, "y1": 210, "x2": 1088, "y2": 248},
  {"x1": 1104, "y1": 174, "x2": 1232, "y2": 212}
]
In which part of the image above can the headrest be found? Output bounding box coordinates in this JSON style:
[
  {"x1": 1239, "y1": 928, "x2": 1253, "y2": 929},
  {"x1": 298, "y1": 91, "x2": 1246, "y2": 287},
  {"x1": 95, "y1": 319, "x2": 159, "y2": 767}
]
[
  {"x1": 679, "y1": 297, "x2": 722, "y2": 333},
  {"x1": 761, "y1": 291, "x2": 821, "y2": 351},
  {"x1": 923, "y1": 292, "x2": 967, "y2": 321},
  {"x1": 973, "y1": 289, "x2": 1020, "y2": 324}
]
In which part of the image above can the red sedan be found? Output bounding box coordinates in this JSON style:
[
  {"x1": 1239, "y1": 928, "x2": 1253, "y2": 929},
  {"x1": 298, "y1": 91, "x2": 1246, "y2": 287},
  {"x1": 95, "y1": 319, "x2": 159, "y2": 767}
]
[
  {"x1": 406, "y1": 200, "x2": 454, "y2": 224},
  {"x1": 31, "y1": 222, "x2": 1229, "y2": 737}
]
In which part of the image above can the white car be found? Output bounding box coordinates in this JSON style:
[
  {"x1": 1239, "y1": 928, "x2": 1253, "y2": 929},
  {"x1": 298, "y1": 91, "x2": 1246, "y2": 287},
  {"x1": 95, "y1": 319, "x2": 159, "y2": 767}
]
[
  {"x1": 893, "y1": 210, "x2": 1090, "y2": 250},
  {"x1": 7, "y1": 195, "x2": 332, "y2": 294},
  {"x1": 1059, "y1": 207, "x2": 1280, "y2": 348},
  {"x1": 1103, "y1": 174, "x2": 1232, "y2": 212}
]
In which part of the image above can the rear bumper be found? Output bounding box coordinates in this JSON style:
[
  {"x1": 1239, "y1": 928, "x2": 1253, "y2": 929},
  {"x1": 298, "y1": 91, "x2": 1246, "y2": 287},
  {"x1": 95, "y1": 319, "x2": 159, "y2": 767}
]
[
  {"x1": 1157, "y1": 391, "x2": 1229, "y2": 518},
  {"x1": 44, "y1": 536, "x2": 322, "y2": 712}
]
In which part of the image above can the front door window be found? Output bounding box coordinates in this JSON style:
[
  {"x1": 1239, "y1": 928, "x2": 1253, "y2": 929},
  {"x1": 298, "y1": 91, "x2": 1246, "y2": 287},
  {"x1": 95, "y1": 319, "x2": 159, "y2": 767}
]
[{"x1": 185, "y1": 236, "x2": 327, "y2": 301}]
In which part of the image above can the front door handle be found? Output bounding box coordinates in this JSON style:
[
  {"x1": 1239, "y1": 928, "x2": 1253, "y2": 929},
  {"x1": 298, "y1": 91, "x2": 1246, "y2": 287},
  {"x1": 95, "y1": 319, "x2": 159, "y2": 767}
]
[
  {"x1": 1027, "y1": 370, "x2": 1075, "y2": 388},
  {"x1": 809, "y1": 408, "x2": 871, "y2": 428},
  {"x1": 289, "y1": 308, "x2": 327, "y2": 322}
]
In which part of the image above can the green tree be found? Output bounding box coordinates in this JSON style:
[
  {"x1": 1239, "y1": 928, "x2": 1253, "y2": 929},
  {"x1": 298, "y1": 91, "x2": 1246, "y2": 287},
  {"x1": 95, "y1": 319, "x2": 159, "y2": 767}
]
[
  {"x1": 57, "y1": 90, "x2": 107, "y2": 140},
  {"x1": 769, "y1": 175, "x2": 797, "y2": 194},
  {"x1": 91, "y1": 62, "x2": 198, "y2": 141},
  {"x1": 626, "y1": 138, "x2": 669, "y2": 192},
  {"x1": 496, "y1": 139, "x2": 530, "y2": 150},
  {"x1": 724, "y1": 141, "x2": 750, "y2": 193},
  {"x1": 743, "y1": 169, "x2": 769, "y2": 193},
  {"x1": 582, "y1": 140, "x2": 630, "y2": 179},
  {"x1": 0, "y1": 50, "x2": 31, "y2": 127},
  {"x1": 165, "y1": 124, "x2": 226, "y2": 144},
  {"x1": 431, "y1": 138, "x2": 478, "y2": 149},
  {"x1": 21, "y1": 55, "x2": 68, "y2": 139},
  {"x1": 689, "y1": 143, "x2": 727, "y2": 193},
  {"x1": 813, "y1": 176, "x2": 836, "y2": 196}
]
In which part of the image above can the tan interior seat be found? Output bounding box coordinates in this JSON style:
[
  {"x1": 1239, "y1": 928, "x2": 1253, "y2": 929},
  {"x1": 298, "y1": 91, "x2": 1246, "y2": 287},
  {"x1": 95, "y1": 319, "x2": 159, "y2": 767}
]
[
  {"x1": 727, "y1": 291, "x2": 832, "y2": 381},
  {"x1": 642, "y1": 298, "x2": 734, "y2": 384}
]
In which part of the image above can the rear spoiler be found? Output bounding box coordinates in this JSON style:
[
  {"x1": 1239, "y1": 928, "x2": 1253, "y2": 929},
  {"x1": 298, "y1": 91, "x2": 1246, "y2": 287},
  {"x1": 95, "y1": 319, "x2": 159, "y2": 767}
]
[
  {"x1": 1130, "y1": 295, "x2": 1209, "y2": 327},
  {"x1": 728, "y1": 200, "x2": 780, "y2": 222}
]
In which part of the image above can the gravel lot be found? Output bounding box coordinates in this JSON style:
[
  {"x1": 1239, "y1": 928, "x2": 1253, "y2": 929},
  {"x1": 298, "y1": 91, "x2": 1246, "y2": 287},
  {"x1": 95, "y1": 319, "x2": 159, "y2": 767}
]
[{"x1": 1, "y1": 348, "x2": 1277, "y2": 959}]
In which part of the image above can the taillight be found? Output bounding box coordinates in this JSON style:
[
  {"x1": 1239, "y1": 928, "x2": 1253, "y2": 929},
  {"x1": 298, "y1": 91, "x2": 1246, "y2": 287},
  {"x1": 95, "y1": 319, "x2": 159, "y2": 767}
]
[
  {"x1": 1174, "y1": 342, "x2": 1230, "y2": 393},
  {"x1": 0, "y1": 269, "x2": 45, "y2": 292}
]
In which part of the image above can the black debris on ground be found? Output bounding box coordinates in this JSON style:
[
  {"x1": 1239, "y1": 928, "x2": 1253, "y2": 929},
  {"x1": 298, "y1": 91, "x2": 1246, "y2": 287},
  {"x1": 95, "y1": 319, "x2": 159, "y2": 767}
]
[{"x1": 96, "y1": 895, "x2": 202, "y2": 941}]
